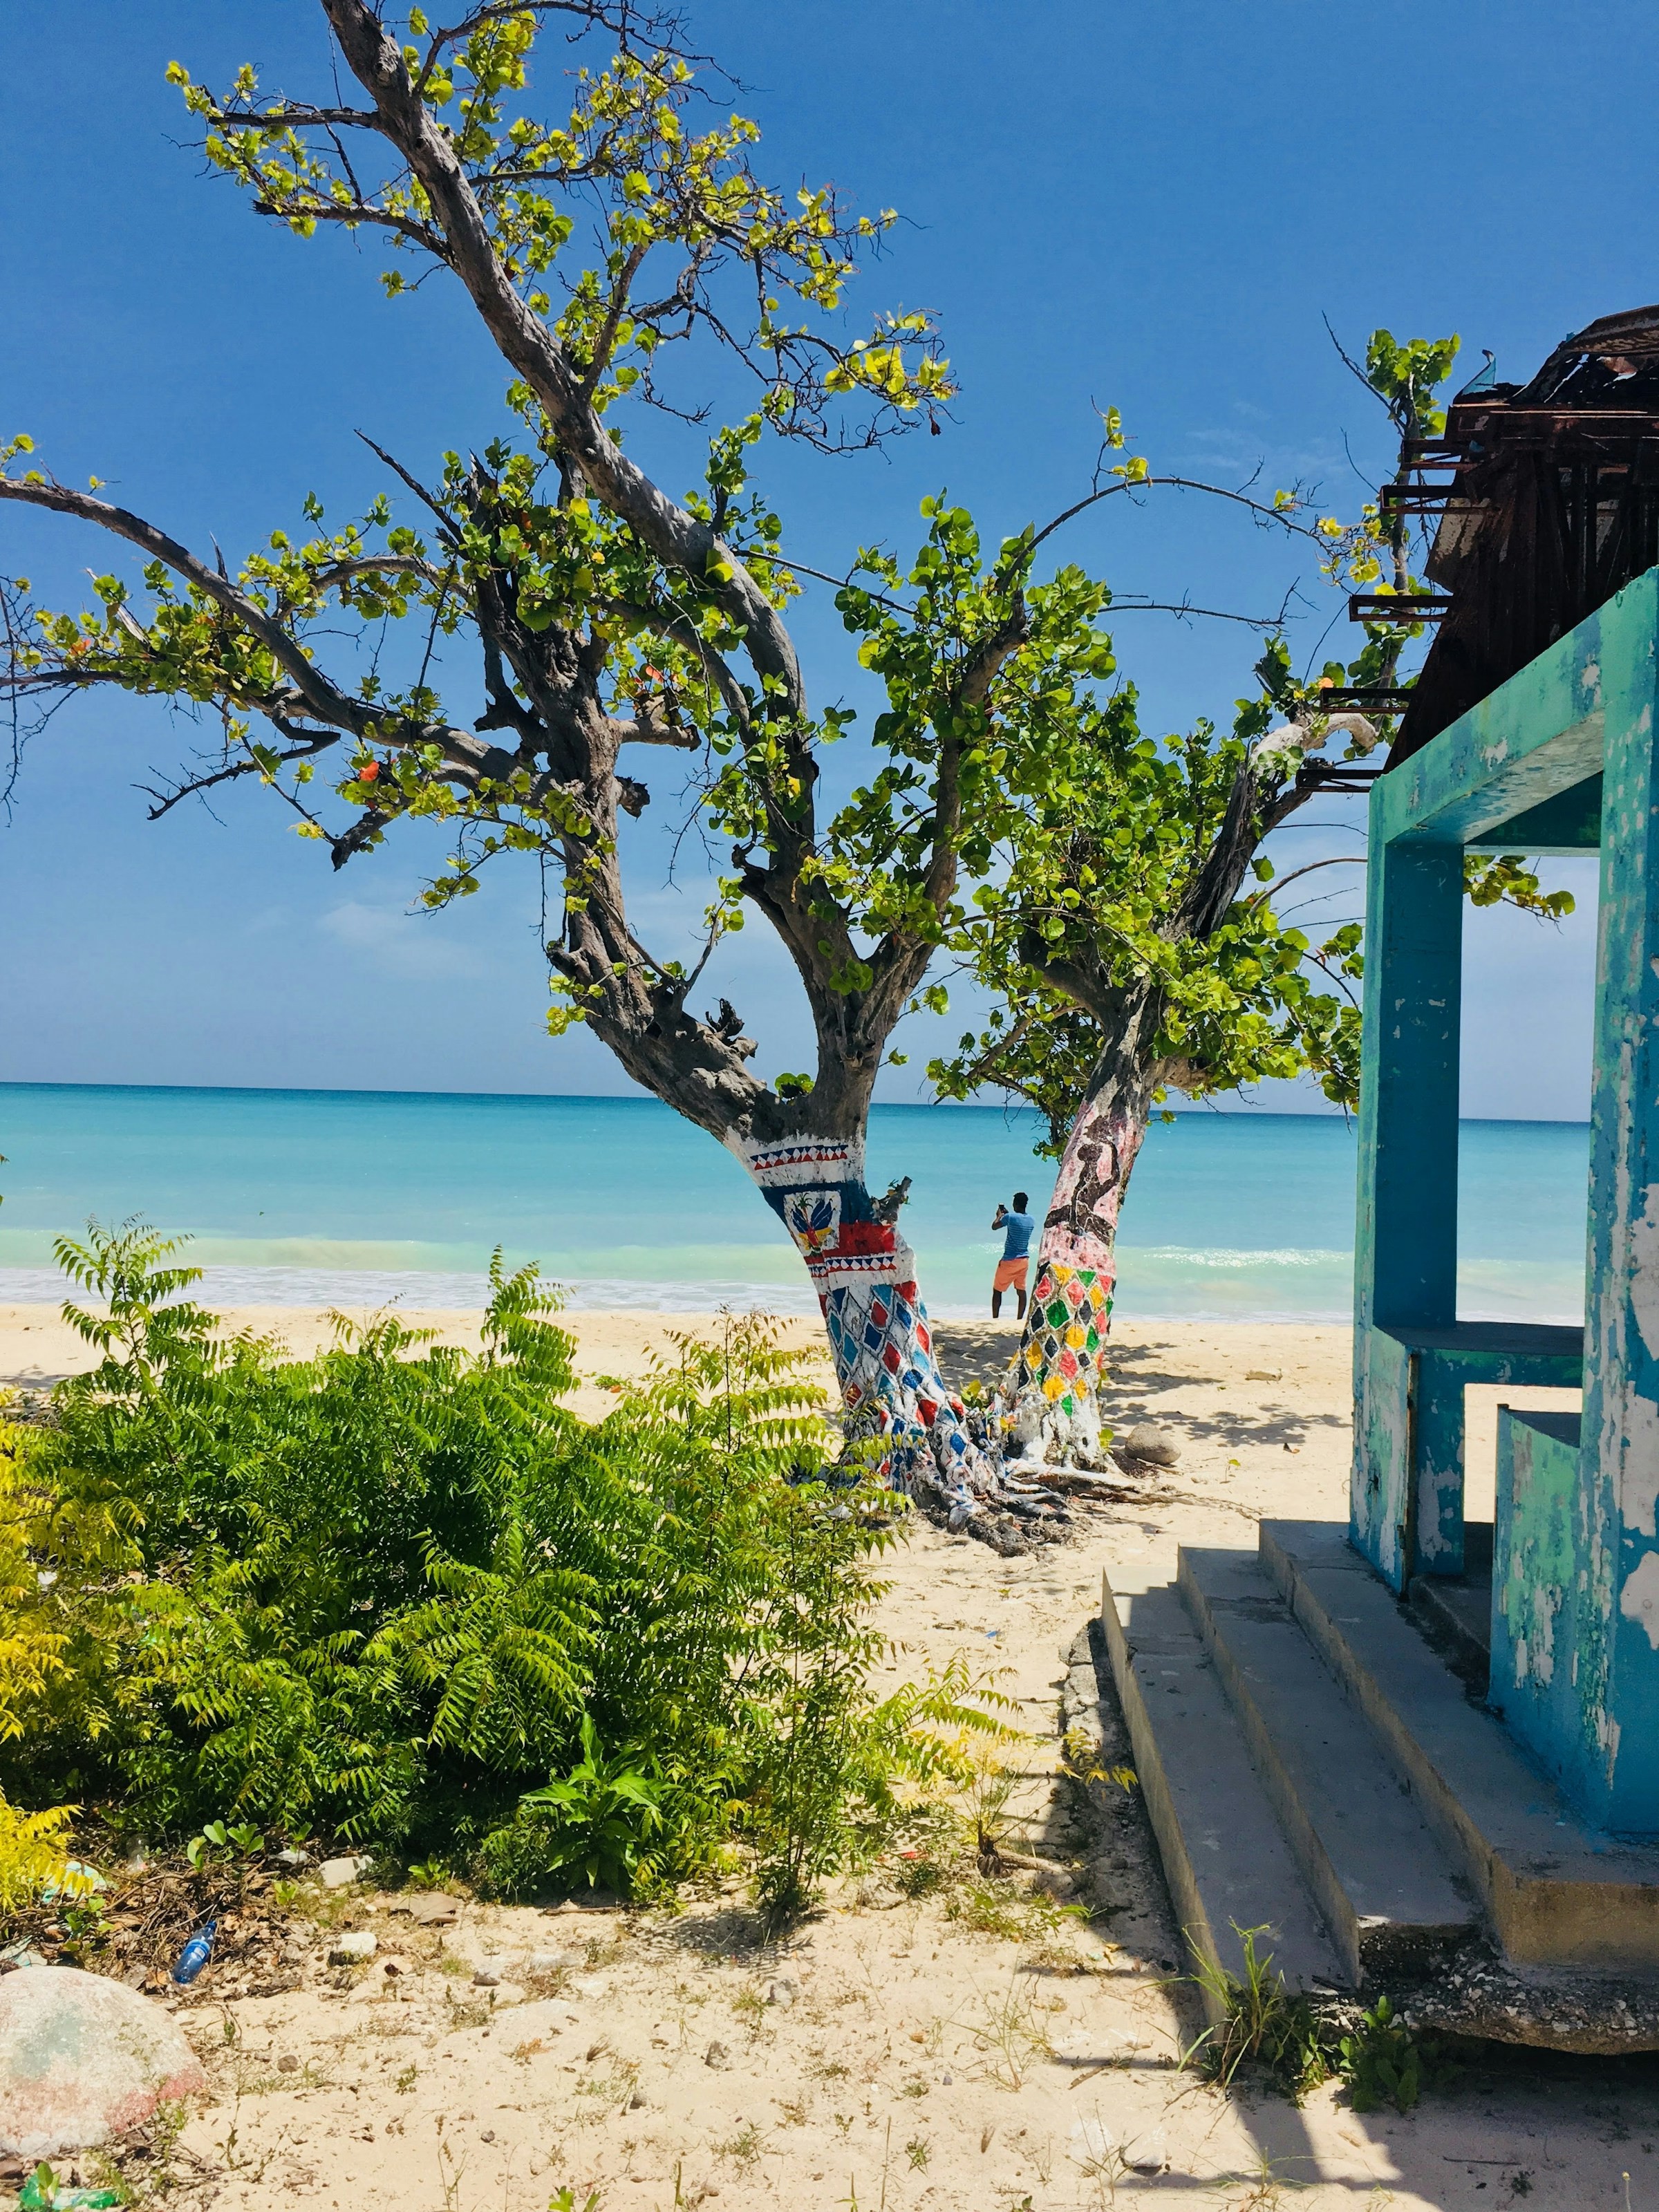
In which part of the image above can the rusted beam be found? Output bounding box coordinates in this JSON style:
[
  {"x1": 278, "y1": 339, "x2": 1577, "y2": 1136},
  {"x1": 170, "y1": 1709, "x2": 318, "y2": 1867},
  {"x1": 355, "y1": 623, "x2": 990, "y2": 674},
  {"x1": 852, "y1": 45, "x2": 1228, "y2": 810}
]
[{"x1": 1349, "y1": 595, "x2": 1454, "y2": 623}]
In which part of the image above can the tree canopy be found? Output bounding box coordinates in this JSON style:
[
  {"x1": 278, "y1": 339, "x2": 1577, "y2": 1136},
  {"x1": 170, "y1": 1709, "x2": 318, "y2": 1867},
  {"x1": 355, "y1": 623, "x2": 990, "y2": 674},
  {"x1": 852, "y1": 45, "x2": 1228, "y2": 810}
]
[
  {"x1": 935, "y1": 328, "x2": 1574, "y2": 1154},
  {"x1": 0, "y1": 0, "x2": 1384, "y2": 1172},
  {"x1": 3, "y1": 1, "x2": 988, "y2": 1146}
]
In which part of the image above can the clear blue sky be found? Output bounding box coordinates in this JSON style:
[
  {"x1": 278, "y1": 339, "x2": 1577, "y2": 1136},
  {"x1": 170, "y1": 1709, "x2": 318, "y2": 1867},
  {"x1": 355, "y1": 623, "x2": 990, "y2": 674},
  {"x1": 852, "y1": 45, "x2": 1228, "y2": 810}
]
[{"x1": 3, "y1": 1, "x2": 1638, "y2": 1117}]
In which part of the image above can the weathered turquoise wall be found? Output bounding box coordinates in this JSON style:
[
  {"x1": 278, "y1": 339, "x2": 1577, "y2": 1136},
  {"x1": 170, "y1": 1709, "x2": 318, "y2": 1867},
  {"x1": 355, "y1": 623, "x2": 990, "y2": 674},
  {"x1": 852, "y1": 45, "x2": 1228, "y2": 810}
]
[
  {"x1": 1579, "y1": 573, "x2": 1659, "y2": 1828},
  {"x1": 1490, "y1": 1407, "x2": 1600, "y2": 1788},
  {"x1": 1351, "y1": 570, "x2": 1659, "y2": 1830}
]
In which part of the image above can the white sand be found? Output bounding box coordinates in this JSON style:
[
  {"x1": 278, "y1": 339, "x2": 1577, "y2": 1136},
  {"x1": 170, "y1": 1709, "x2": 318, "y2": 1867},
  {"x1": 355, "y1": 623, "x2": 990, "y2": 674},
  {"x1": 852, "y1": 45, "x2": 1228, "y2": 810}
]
[{"x1": 1, "y1": 1302, "x2": 837, "y2": 1427}]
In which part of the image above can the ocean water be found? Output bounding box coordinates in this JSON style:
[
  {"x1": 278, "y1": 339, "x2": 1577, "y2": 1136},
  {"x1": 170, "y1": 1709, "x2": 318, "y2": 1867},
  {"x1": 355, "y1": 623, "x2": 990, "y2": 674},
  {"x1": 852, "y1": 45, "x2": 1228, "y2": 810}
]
[{"x1": 0, "y1": 1084, "x2": 1590, "y2": 1324}]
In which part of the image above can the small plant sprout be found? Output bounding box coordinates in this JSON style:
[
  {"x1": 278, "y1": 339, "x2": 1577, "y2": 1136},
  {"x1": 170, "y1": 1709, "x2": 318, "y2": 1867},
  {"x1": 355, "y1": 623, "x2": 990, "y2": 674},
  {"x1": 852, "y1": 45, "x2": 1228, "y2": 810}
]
[
  {"x1": 1185, "y1": 1924, "x2": 1332, "y2": 2099},
  {"x1": 957, "y1": 1738, "x2": 1027, "y2": 1869},
  {"x1": 962, "y1": 1975, "x2": 1056, "y2": 2092},
  {"x1": 714, "y1": 2122, "x2": 764, "y2": 2167},
  {"x1": 1337, "y1": 1994, "x2": 1465, "y2": 2115}
]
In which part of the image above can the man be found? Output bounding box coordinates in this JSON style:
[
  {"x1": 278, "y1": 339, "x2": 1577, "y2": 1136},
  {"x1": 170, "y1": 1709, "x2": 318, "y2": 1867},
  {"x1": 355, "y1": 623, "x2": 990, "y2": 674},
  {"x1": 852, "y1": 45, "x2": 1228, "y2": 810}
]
[{"x1": 991, "y1": 1191, "x2": 1036, "y2": 1320}]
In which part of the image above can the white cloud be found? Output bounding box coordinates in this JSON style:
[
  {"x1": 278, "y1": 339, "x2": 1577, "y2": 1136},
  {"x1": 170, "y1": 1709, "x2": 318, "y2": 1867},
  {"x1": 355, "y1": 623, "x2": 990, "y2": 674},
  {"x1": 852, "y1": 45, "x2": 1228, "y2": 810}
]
[{"x1": 318, "y1": 900, "x2": 487, "y2": 980}]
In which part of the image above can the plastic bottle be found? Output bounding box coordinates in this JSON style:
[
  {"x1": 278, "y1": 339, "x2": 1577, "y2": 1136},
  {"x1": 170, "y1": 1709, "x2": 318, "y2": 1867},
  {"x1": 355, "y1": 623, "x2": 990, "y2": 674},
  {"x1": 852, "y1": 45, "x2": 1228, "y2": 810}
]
[{"x1": 171, "y1": 1919, "x2": 216, "y2": 1985}]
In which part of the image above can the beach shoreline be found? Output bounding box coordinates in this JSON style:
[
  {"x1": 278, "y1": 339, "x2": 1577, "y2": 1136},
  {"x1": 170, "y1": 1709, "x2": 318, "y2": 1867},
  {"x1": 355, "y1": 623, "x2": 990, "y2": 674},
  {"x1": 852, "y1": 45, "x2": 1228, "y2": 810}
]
[
  {"x1": 3, "y1": 1301, "x2": 1347, "y2": 1418},
  {"x1": 1, "y1": 1304, "x2": 1579, "y2": 1521}
]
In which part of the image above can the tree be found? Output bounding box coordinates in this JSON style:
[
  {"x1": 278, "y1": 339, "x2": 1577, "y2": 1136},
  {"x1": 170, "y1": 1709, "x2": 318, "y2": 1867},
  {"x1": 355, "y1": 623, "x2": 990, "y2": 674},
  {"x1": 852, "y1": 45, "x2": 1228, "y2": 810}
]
[
  {"x1": 937, "y1": 327, "x2": 1572, "y2": 1465},
  {"x1": 0, "y1": 2, "x2": 1185, "y2": 1523},
  {"x1": 0, "y1": 5, "x2": 1366, "y2": 1524},
  {"x1": 931, "y1": 637, "x2": 1372, "y2": 1463}
]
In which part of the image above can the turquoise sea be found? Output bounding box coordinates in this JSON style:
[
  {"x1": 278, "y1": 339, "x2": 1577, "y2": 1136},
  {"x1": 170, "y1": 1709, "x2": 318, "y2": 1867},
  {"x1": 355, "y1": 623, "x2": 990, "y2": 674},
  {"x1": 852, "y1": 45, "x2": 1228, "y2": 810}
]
[{"x1": 0, "y1": 1085, "x2": 1590, "y2": 1324}]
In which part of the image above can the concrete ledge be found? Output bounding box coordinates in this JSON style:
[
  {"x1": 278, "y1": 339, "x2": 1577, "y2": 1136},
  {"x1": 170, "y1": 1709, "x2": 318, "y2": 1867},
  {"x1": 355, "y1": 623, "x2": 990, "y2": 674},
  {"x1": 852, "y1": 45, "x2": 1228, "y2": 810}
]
[
  {"x1": 1098, "y1": 1574, "x2": 1344, "y2": 2019},
  {"x1": 1262, "y1": 1519, "x2": 1659, "y2": 1971}
]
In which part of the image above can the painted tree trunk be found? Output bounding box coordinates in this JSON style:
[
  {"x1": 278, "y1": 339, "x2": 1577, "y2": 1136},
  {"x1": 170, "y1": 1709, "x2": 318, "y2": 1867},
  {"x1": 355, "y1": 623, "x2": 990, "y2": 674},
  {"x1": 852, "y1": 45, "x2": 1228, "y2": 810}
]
[
  {"x1": 731, "y1": 1130, "x2": 995, "y2": 1512},
  {"x1": 1005, "y1": 1094, "x2": 1147, "y2": 1465}
]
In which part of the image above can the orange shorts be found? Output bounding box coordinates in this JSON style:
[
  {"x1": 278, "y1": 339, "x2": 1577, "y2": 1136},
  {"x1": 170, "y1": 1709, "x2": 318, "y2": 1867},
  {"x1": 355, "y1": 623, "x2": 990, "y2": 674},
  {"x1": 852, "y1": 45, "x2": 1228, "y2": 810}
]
[{"x1": 993, "y1": 1256, "x2": 1029, "y2": 1293}]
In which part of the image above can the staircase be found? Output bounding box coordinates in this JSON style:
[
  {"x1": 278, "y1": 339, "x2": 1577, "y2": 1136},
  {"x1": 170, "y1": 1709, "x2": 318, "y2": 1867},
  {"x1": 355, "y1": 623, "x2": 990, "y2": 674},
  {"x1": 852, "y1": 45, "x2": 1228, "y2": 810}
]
[{"x1": 1102, "y1": 1520, "x2": 1659, "y2": 2025}]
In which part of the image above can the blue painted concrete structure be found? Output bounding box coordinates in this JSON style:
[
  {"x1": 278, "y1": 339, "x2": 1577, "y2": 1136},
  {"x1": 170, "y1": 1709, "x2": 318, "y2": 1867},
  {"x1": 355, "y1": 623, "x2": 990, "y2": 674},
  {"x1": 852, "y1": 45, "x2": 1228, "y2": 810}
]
[
  {"x1": 1351, "y1": 569, "x2": 1659, "y2": 1831},
  {"x1": 1491, "y1": 1408, "x2": 1594, "y2": 1778}
]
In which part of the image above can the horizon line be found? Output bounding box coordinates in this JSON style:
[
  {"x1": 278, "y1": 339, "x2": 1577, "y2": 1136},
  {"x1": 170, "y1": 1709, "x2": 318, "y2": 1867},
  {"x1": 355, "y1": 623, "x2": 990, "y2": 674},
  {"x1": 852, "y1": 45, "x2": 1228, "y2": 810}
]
[{"x1": 0, "y1": 1077, "x2": 1593, "y2": 1129}]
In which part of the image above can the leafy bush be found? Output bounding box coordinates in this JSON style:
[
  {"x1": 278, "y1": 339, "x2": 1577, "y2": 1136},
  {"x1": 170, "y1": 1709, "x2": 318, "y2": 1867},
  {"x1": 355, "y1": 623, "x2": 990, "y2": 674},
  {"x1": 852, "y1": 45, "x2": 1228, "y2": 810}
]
[
  {"x1": 1338, "y1": 1994, "x2": 1466, "y2": 2113},
  {"x1": 483, "y1": 1716, "x2": 664, "y2": 1895},
  {"x1": 0, "y1": 1795, "x2": 88, "y2": 1911},
  {"x1": 0, "y1": 1393, "x2": 73, "y2": 1741},
  {"x1": 0, "y1": 1395, "x2": 86, "y2": 1908},
  {"x1": 1, "y1": 1221, "x2": 994, "y2": 1913}
]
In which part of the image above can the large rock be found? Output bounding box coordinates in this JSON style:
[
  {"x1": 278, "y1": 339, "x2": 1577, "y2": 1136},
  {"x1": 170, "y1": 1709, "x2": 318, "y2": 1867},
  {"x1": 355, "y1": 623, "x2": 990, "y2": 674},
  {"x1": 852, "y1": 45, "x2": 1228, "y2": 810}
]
[
  {"x1": 1118, "y1": 1423, "x2": 1181, "y2": 1467},
  {"x1": 0, "y1": 1967, "x2": 206, "y2": 2157},
  {"x1": 319, "y1": 1854, "x2": 373, "y2": 1889}
]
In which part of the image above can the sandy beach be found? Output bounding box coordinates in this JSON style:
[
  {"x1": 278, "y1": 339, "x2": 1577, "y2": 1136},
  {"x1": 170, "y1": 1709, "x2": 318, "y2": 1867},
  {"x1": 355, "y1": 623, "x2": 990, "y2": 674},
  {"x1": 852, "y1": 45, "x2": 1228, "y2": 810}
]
[
  {"x1": 1, "y1": 1301, "x2": 1620, "y2": 2209},
  {"x1": 0, "y1": 1302, "x2": 838, "y2": 1429},
  {"x1": 0, "y1": 1302, "x2": 1577, "y2": 1521}
]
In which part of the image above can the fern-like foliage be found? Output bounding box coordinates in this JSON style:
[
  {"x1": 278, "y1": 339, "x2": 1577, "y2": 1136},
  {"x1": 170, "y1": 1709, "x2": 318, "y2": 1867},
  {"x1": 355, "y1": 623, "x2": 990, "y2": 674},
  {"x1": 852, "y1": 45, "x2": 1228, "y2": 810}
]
[{"x1": 8, "y1": 1223, "x2": 987, "y2": 1913}]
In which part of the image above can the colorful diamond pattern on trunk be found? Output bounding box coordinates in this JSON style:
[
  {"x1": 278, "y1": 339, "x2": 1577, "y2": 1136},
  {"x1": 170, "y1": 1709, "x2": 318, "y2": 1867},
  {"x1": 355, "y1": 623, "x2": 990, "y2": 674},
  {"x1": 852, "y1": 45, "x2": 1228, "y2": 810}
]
[
  {"x1": 1021, "y1": 1263, "x2": 1112, "y2": 1414},
  {"x1": 821, "y1": 1281, "x2": 968, "y2": 1461}
]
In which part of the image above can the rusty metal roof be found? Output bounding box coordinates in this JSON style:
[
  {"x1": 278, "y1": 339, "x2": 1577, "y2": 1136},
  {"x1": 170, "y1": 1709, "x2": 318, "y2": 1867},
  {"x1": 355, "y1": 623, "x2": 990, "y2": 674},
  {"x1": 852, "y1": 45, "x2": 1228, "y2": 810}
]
[{"x1": 1371, "y1": 312, "x2": 1659, "y2": 769}]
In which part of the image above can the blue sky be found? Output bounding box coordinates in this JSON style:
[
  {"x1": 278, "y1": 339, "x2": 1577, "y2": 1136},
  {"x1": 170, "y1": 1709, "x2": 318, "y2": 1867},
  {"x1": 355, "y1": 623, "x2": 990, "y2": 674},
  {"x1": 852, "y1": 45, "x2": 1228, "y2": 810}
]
[{"x1": 1, "y1": 0, "x2": 1639, "y2": 1118}]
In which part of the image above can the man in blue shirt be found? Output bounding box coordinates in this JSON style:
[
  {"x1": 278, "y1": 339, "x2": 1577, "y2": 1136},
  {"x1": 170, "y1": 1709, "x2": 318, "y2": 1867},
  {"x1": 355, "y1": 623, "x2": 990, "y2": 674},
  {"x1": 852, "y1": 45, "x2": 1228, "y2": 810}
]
[{"x1": 991, "y1": 1191, "x2": 1035, "y2": 1319}]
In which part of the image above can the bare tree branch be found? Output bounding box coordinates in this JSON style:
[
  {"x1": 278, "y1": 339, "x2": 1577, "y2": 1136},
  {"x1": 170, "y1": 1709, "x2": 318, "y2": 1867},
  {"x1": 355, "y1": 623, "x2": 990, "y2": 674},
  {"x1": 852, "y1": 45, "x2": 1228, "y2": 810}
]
[
  {"x1": 142, "y1": 729, "x2": 339, "y2": 821},
  {"x1": 1246, "y1": 852, "x2": 1366, "y2": 906},
  {"x1": 0, "y1": 473, "x2": 496, "y2": 780},
  {"x1": 319, "y1": 0, "x2": 805, "y2": 715},
  {"x1": 1028, "y1": 473, "x2": 1331, "y2": 556}
]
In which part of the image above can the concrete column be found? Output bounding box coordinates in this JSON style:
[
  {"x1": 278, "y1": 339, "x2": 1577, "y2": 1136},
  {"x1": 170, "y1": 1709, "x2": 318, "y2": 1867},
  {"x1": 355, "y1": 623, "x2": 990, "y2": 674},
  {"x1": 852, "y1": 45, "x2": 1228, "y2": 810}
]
[
  {"x1": 1575, "y1": 592, "x2": 1659, "y2": 1827},
  {"x1": 1350, "y1": 834, "x2": 1463, "y2": 1588}
]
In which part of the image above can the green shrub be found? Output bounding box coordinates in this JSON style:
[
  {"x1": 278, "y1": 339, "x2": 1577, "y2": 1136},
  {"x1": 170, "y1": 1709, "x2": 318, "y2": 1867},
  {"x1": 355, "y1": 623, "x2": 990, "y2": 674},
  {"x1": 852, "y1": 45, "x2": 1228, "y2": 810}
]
[
  {"x1": 1338, "y1": 1994, "x2": 1466, "y2": 2113},
  {"x1": 480, "y1": 1716, "x2": 664, "y2": 1895},
  {"x1": 2, "y1": 1221, "x2": 992, "y2": 1913}
]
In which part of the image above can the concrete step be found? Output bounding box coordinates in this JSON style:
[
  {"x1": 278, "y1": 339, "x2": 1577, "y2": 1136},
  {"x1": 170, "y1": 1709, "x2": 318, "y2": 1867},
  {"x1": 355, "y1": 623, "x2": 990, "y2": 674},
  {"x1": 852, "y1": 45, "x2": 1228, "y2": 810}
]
[
  {"x1": 1408, "y1": 1570, "x2": 1492, "y2": 1693},
  {"x1": 1261, "y1": 1519, "x2": 1659, "y2": 1970},
  {"x1": 1407, "y1": 1519, "x2": 1492, "y2": 1691},
  {"x1": 1177, "y1": 1546, "x2": 1478, "y2": 1984},
  {"x1": 1098, "y1": 1577, "x2": 1346, "y2": 2019}
]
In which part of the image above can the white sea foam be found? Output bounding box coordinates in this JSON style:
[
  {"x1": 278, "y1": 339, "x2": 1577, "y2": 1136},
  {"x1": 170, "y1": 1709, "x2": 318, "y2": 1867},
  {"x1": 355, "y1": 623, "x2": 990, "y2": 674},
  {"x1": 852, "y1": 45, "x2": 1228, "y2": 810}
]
[
  {"x1": 0, "y1": 1243, "x2": 1586, "y2": 1329},
  {"x1": 1125, "y1": 1245, "x2": 1348, "y2": 1269},
  {"x1": 0, "y1": 1265, "x2": 823, "y2": 1317}
]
